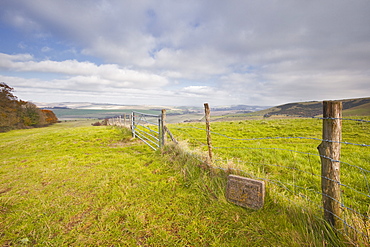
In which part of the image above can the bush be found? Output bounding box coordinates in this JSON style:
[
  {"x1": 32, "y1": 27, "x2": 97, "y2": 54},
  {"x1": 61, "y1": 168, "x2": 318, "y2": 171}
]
[{"x1": 91, "y1": 121, "x2": 102, "y2": 126}]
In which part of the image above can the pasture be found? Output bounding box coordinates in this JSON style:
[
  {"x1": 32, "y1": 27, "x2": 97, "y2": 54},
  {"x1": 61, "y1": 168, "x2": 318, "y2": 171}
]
[
  {"x1": 167, "y1": 116, "x2": 370, "y2": 245},
  {"x1": 0, "y1": 118, "x2": 368, "y2": 246}
]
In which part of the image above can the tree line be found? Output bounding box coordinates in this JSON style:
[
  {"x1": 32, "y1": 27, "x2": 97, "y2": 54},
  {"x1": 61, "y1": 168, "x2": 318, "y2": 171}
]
[{"x1": 0, "y1": 82, "x2": 58, "y2": 132}]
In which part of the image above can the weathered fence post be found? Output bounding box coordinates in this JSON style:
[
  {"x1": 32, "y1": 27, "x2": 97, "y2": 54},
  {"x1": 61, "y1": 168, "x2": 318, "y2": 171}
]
[
  {"x1": 160, "y1": 109, "x2": 166, "y2": 148},
  {"x1": 204, "y1": 103, "x2": 213, "y2": 164},
  {"x1": 123, "y1": 113, "x2": 126, "y2": 126},
  {"x1": 164, "y1": 126, "x2": 178, "y2": 145},
  {"x1": 131, "y1": 112, "x2": 135, "y2": 138},
  {"x1": 317, "y1": 101, "x2": 342, "y2": 229}
]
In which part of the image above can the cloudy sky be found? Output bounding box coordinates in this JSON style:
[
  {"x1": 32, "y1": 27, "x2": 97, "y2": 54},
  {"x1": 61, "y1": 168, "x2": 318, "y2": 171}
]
[{"x1": 1, "y1": 0, "x2": 369, "y2": 107}]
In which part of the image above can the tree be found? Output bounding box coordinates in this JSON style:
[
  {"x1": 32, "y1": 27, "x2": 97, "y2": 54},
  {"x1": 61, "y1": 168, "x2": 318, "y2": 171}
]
[
  {"x1": 0, "y1": 82, "x2": 58, "y2": 132},
  {"x1": 0, "y1": 82, "x2": 18, "y2": 103},
  {"x1": 41, "y1": 110, "x2": 58, "y2": 124},
  {"x1": 0, "y1": 82, "x2": 21, "y2": 131},
  {"x1": 21, "y1": 102, "x2": 45, "y2": 127}
]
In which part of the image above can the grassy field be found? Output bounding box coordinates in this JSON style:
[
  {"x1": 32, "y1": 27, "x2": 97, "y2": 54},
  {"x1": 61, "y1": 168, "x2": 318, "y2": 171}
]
[
  {"x1": 0, "y1": 120, "x2": 365, "y2": 246},
  {"x1": 168, "y1": 117, "x2": 370, "y2": 245}
]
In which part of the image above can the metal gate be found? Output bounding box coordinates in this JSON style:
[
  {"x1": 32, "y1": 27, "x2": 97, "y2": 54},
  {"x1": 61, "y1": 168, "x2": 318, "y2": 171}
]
[{"x1": 131, "y1": 111, "x2": 164, "y2": 150}]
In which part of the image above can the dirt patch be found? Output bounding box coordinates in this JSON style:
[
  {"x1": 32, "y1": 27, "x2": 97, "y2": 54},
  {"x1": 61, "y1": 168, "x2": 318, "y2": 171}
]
[{"x1": 109, "y1": 138, "x2": 142, "y2": 147}]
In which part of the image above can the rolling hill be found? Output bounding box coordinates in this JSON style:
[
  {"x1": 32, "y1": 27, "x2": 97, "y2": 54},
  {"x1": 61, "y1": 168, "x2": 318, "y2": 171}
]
[
  {"x1": 260, "y1": 97, "x2": 370, "y2": 117},
  {"x1": 35, "y1": 97, "x2": 370, "y2": 122}
]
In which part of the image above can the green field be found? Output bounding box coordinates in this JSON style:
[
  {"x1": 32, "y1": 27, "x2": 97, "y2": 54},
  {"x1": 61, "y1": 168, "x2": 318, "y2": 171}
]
[
  {"x1": 167, "y1": 117, "x2": 370, "y2": 245},
  {"x1": 1, "y1": 119, "x2": 368, "y2": 246}
]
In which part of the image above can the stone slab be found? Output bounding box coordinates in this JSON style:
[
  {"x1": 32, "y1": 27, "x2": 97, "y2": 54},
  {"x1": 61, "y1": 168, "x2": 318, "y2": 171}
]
[{"x1": 226, "y1": 175, "x2": 265, "y2": 209}]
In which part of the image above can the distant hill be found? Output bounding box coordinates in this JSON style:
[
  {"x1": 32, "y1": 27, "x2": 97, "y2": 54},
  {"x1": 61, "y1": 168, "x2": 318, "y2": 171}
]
[
  {"x1": 34, "y1": 102, "x2": 177, "y2": 110},
  {"x1": 35, "y1": 102, "x2": 271, "y2": 121},
  {"x1": 213, "y1": 105, "x2": 270, "y2": 112},
  {"x1": 261, "y1": 97, "x2": 370, "y2": 117},
  {"x1": 34, "y1": 98, "x2": 370, "y2": 121}
]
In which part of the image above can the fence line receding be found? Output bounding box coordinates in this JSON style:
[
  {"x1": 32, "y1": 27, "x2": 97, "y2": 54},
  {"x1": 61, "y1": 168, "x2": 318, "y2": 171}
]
[{"x1": 106, "y1": 101, "x2": 369, "y2": 245}]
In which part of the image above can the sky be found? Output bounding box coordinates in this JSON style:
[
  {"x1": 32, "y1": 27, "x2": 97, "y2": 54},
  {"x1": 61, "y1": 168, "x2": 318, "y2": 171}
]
[{"x1": 0, "y1": 0, "x2": 370, "y2": 107}]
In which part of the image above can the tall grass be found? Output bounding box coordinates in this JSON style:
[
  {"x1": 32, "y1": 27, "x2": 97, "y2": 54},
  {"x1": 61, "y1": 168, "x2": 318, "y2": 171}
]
[{"x1": 168, "y1": 117, "x2": 370, "y2": 245}]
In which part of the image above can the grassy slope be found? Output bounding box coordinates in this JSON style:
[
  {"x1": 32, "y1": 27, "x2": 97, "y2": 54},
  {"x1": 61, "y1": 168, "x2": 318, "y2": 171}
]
[
  {"x1": 210, "y1": 98, "x2": 370, "y2": 122},
  {"x1": 261, "y1": 97, "x2": 370, "y2": 117},
  {"x1": 343, "y1": 102, "x2": 370, "y2": 116},
  {"x1": 168, "y1": 117, "x2": 370, "y2": 245},
  {"x1": 1, "y1": 121, "x2": 344, "y2": 246}
]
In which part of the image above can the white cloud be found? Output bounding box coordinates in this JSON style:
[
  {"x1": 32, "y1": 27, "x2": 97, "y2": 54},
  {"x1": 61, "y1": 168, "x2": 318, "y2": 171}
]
[
  {"x1": 0, "y1": 0, "x2": 369, "y2": 106},
  {"x1": 181, "y1": 86, "x2": 213, "y2": 96},
  {"x1": 0, "y1": 53, "x2": 168, "y2": 89}
]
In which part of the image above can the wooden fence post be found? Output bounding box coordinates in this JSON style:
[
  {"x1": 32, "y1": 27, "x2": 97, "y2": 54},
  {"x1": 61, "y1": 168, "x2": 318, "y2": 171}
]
[
  {"x1": 131, "y1": 113, "x2": 135, "y2": 138},
  {"x1": 317, "y1": 101, "x2": 342, "y2": 229},
  {"x1": 160, "y1": 109, "x2": 166, "y2": 148},
  {"x1": 164, "y1": 126, "x2": 178, "y2": 145},
  {"x1": 204, "y1": 103, "x2": 213, "y2": 164},
  {"x1": 123, "y1": 113, "x2": 126, "y2": 126}
]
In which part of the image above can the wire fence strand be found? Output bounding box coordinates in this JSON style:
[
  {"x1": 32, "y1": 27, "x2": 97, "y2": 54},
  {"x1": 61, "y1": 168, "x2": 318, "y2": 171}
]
[
  {"x1": 109, "y1": 111, "x2": 370, "y2": 244},
  {"x1": 166, "y1": 115, "x2": 370, "y2": 243}
]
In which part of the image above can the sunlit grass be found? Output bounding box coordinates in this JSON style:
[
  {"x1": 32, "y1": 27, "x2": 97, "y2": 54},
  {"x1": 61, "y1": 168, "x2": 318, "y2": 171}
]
[
  {"x1": 168, "y1": 117, "x2": 370, "y2": 245},
  {"x1": 0, "y1": 121, "x2": 346, "y2": 246}
]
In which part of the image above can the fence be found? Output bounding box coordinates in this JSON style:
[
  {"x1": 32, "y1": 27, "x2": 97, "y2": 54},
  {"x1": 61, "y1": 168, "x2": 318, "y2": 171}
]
[
  {"x1": 166, "y1": 102, "x2": 369, "y2": 245},
  {"x1": 108, "y1": 102, "x2": 369, "y2": 245},
  {"x1": 107, "y1": 114, "x2": 130, "y2": 127},
  {"x1": 108, "y1": 111, "x2": 166, "y2": 150}
]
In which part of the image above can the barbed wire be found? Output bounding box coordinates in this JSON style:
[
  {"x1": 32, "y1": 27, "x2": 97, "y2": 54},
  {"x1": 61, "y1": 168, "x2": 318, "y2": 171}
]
[
  {"x1": 113, "y1": 111, "x2": 369, "y2": 242},
  {"x1": 311, "y1": 116, "x2": 370, "y2": 123},
  {"x1": 217, "y1": 161, "x2": 369, "y2": 239},
  {"x1": 213, "y1": 155, "x2": 370, "y2": 201},
  {"x1": 212, "y1": 146, "x2": 370, "y2": 174},
  {"x1": 231, "y1": 114, "x2": 370, "y2": 123},
  {"x1": 169, "y1": 125, "x2": 370, "y2": 147},
  {"x1": 168, "y1": 126, "x2": 207, "y2": 147},
  {"x1": 169, "y1": 125, "x2": 370, "y2": 176},
  {"x1": 182, "y1": 150, "x2": 369, "y2": 210},
  {"x1": 165, "y1": 117, "x2": 370, "y2": 241},
  {"x1": 199, "y1": 112, "x2": 370, "y2": 123},
  {"x1": 209, "y1": 163, "x2": 369, "y2": 238},
  {"x1": 168, "y1": 124, "x2": 370, "y2": 208}
]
